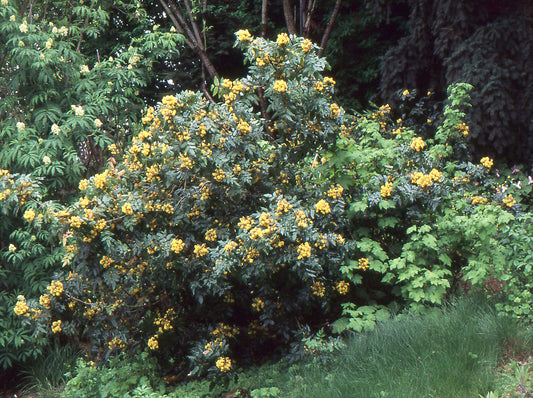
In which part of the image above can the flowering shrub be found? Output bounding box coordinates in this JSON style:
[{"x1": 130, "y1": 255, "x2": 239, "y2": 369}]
[
  {"x1": 320, "y1": 83, "x2": 532, "y2": 332},
  {"x1": 20, "y1": 32, "x2": 352, "y2": 378}
]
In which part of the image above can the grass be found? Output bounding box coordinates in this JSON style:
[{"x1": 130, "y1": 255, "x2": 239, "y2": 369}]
[{"x1": 220, "y1": 297, "x2": 533, "y2": 398}]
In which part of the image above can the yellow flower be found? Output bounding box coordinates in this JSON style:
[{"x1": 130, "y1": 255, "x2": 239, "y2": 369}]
[
  {"x1": 224, "y1": 241, "x2": 238, "y2": 252},
  {"x1": 380, "y1": 182, "x2": 393, "y2": 198},
  {"x1": 39, "y1": 294, "x2": 51, "y2": 309},
  {"x1": 276, "y1": 33, "x2": 290, "y2": 46},
  {"x1": 275, "y1": 198, "x2": 293, "y2": 215},
  {"x1": 179, "y1": 154, "x2": 193, "y2": 169},
  {"x1": 237, "y1": 120, "x2": 251, "y2": 134},
  {"x1": 273, "y1": 80, "x2": 288, "y2": 93},
  {"x1": 480, "y1": 157, "x2": 494, "y2": 170},
  {"x1": 161, "y1": 95, "x2": 178, "y2": 109},
  {"x1": 215, "y1": 357, "x2": 232, "y2": 372},
  {"x1": 503, "y1": 194, "x2": 516, "y2": 208},
  {"x1": 327, "y1": 184, "x2": 344, "y2": 199},
  {"x1": 301, "y1": 38, "x2": 312, "y2": 52},
  {"x1": 315, "y1": 199, "x2": 331, "y2": 214},
  {"x1": 456, "y1": 122, "x2": 469, "y2": 136},
  {"x1": 148, "y1": 336, "x2": 159, "y2": 350},
  {"x1": 358, "y1": 257, "x2": 369, "y2": 271},
  {"x1": 311, "y1": 281, "x2": 325, "y2": 297},
  {"x1": 410, "y1": 136, "x2": 425, "y2": 152},
  {"x1": 205, "y1": 229, "x2": 217, "y2": 242},
  {"x1": 323, "y1": 77, "x2": 336, "y2": 86},
  {"x1": 236, "y1": 29, "x2": 251, "y2": 42},
  {"x1": 411, "y1": 172, "x2": 432, "y2": 189},
  {"x1": 14, "y1": 297, "x2": 29, "y2": 316},
  {"x1": 69, "y1": 216, "x2": 82, "y2": 228},
  {"x1": 330, "y1": 103, "x2": 341, "y2": 118},
  {"x1": 171, "y1": 238, "x2": 185, "y2": 253},
  {"x1": 252, "y1": 297, "x2": 264, "y2": 312},
  {"x1": 78, "y1": 179, "x2": 88, "y2": 190},
  {"x1": 23, "y1": 208, "x2": 36, "y2": 223},
  {"x1": 51, "y1": 320, "x2": 62, "y2": 333},
  {"x1": 93, "y1": 171, "x2": 108, "y2": 189},
  {"x1": 121, "y1": 202, "x2": 134, "y2": 215},
  {"x1": 47, "y1": 280, "x2": 64, "y2": 296},
  {"x1": 194, "y1": 243, "x2": 209, "y2": 257},
  {"x1": 297, "y1": 242, "x2": 312, "y2": 259},
  {"x1": 429, "y1": 169, "x2": 443, "y2": 182},
  {"x1": 313, "y1": 81, "x2": 324, "y2": 91},
  {"x1": 212, "y1": 168, "x2": 226, "y2": 182},
  {"x1": 402, "y1": 89, "x2": 409, "y2": 96},
  {"x1": 335, "y1": 281, "x2": 349, "y2": 295}
]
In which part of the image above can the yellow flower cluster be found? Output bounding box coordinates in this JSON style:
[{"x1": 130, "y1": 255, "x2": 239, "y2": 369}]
[
  {"x1": 238, "y1": 120, "x2": 251, "y2": 134},
  {"x1": 51, "y1": 320, "x2": 62, "y2": 333},
  {"x1": 503, "y1": 194, "x2": 516, "y2": 208},
  {"x1": 411, "y1": 172, "x2": 432, "y2": 189},
  {"x1": 297, "y1": 242, "x2": 312, "y2": 259},
  {"x1": 252, "y1": 297, "x2": 265, "y2": 312},
  {"x1": 276, "y1": 198, "x2": 293, "y2": 215},
  {"x1": 179, "y1": 154, "x2": 193, "y2": 169},
  {"x1": 358, "y1": 257, "x2": 369, "y2": 271},
  {"x1": 410, "y1": 136, "x2": 426, "y2": 152},
  {"x1": 236, "y1": 29, "x2": 251, "y2": 41},
  {"x1": 456, "y1": 122, "x2": 469, "y2": 136},
  {"x1": 224, "y1": 241, "x2": 238, "y2": 252},
  {"x1": 315, "y1": 199, "x2": 331, "y2": 214},
  {"x1": 100, "y1": 255, "x2": 114, "y2": 268},
  {"x1": 327, "y1": 184, "x2": 343, "y2": 199},
  {"x1": 161, "y1": 95, "x2": 178, "y2": 109},
  {"x1": 47, "y1": 280, "x2": 64, "y2": 296},
  {"x1": 216, "y1": 357, "x2": 232, "y2": 372},
  {"x1": 39, "y1": 294, "x2": 51, "y2": 309},
  {"x1": 311, "y1": 281, "x2": 325, "y2": 297},
  {"x1": 23, "y1": 208, "x2": 36, "y2": 222},
  {"x1": 335, "y1": 281, "x2": 349, "y2": 295},
  {"x1": 238, "y1": 216, "x2": 254, "y2": 230},
  {"x1": 301, "y1": 38, "x2": 312, "y2": 52},
  {"x1": 108, "y1": 337, "x2": 126, "y2": 350},
  {"x1": 94, "y1": 171, "x2": 108, "y2": 189},
  {"x1": 193, "y1": 243, "x2": 209, "y2": 257},
  {"x1": 205, "y1": 229, "x2": 217, "y2": 241},
  {"x1": 148, "y1": 336, "x2": 159, "y2": 350},
  {"x1": 471, "y1": 196, "x2": 488, "y2": 205},
  {"x1": 313, "y1": 81, "x2": 324, "y2": 91},
  {"x1": 380, "y1": 182, "x2": 393, "y2": 198},
  {"x1": 294, "y1": 209, "x2": 310, "y2": 228},
  {"x1": 428, "y1": 168, "x2": 443, "y2": 182},
  {"x1": 276, "y1": 33, "x2": 290, "y2": 46},
  {"x1": 330, "y1": 103, "x2": 340, "y2": 118},
  {"x1": 14, "y1": 296, "x2": 30, "y2": 316},
  {"x1": 212, "y1": 168, "x2": 226, "y2": 182},
  {"x1": 480, "y1": 157, "x2": 494, "y2": 170},
  {"x1": 273, "y1": 80, "x2": 288, "y2": 93},
  {"x1": 121, "y1": 202, "x2": 134, "y2": 215}
]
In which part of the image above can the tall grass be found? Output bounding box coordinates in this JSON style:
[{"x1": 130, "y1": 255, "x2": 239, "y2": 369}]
[{"x1": 293, "y1": 297, "x2": 528, "y2": 398}]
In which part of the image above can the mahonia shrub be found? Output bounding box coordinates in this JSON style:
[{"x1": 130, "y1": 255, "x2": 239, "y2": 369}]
[
  {"x1": 320, "y1": 83, "x2": 532, "y2": 332},
  {"x1": 21, "y1": 32, "x2": 353, "y2": 378}
]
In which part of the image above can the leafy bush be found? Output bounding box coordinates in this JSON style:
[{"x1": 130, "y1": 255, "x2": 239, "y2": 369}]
[
  {"x1": 20, "y1": 32, "x2": 352, "y2": 378},
  {"x1": 320, "y1": 83, "x2": 532, "y2": 332}
]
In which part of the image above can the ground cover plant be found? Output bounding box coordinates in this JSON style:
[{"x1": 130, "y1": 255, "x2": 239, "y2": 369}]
[{"x1": 3, "y1": 28, "x2": 532, "y2": 397}]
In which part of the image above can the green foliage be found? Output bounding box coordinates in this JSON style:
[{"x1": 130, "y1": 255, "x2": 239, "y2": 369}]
[
  {"x1": 322, "y1": 83, "x2": 530, "y2": 332},
  {"x1": 62, "y1": 352, "x2": 174, "y2": 398}
]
